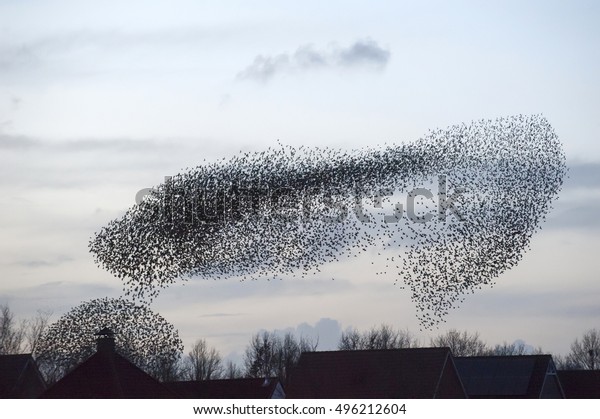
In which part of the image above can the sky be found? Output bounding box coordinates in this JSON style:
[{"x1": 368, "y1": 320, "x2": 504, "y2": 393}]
[{"x1": 1, "y1": 0, "x2": 599, "y2": 365}]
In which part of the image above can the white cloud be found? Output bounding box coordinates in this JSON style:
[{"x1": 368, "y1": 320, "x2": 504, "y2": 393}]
[
  {"x1": 237, "y1": 39, "x2": 391, "y2": 82},
  {"x1": 272, "y1": 317, "x2": 344, "y2": 351}
]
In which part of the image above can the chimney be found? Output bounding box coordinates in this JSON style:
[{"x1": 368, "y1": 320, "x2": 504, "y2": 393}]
[{"x1": 95, "y1": 327, "x2": 116, "y2": 354}]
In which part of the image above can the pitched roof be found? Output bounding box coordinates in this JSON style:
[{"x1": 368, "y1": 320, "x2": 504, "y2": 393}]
[
  {"x1": 42, "y1": 350, "x2": 176, "y2": 398},
  {"x1": 0, "y1": 354, "x2": 47, "y2": 398},
  {"x1": 166, "y1": 378, "x2": 285, "y2": 399},
  {"x1": 558, "y1": 370, "x2": 600, "y2": 398},
  {"x1": 454, "y1": 355, "x2": 565, "y2": 398},
  {"x1": 286, "y1": 347, "x2": 466, "y2": 399}
]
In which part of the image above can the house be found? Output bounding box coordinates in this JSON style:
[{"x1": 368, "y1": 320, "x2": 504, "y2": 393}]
[
  {"x1": 557, "y1": 370, "x2": 600, "y2": 398},
  {"x1": 0, "y1": 354, "x2": 47, "y2": 398},
  {"x1": 286, "y1": 347, "x2": 467, "y2": 398},
  {"x1": 454, "y1": 355, "x2": 565, "y2": 398},
  {"x1": 166, "y1": 377, "x2": 285, "y2": 399},
  {"x1": 42, "y1": 328, "x2": 176, "y2": 398}
]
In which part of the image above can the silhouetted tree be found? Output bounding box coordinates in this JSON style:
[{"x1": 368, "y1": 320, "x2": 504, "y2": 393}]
[
  {"x1": 184, "y1": 339, "x2": 223, "y2": 380},
  {"x1": 0, "y1": 304, "x2": 25, "y2": 354},
  {"x1": 25, "y1": 310, "x2": 52, "y2": 354},
  {"x1": 564, "y1": 328, "x2": 600, "y2": 370},
  {"x1": 224, "y1": 360, "x2": 243, "y2": 379},
  {"x1": 338, "y1": 324, "x2": 418, "y2": 350},
  {"x1": 430, "y1": 329, "x2": 489, "y2": 356},
  {"x1": 490, "y1": 341, "x2": 546, "y2": 356},
  {"x1": 338, "y1": 328, "x2": 362, "y2": 350},
  {"x1": 243, "y1": 330, "x2": 316, "y2": 383},
  {"x1": 0, "y1": 305, "x2": 52, "y2": 355},
  {"x1": 244, "y1": 331, "x2": 278, "y2": 379},
  {"x1": 552, "y1": 354, "x2": 578, "y2": 370},
  {"x1": 153, "y1": 354, "x2": 186, "y2": 382},
  {"x1": 491, "y1": 341, "x2": 527, "y2": 356}
]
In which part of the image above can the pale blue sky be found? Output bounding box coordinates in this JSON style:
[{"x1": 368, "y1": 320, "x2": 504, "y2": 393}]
[{"x1": 1, "y1": 1, "x2": 599, "y2": 361}]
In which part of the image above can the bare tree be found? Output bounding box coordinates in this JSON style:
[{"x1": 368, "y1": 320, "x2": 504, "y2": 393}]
[
  {"x1": 565, "y1": 328, "x2": 600, "y2": 370},
  {"x1": 430, "y1": 329, "x2": 489, "y2": 356},
  {"x1": 153, "y1": 355, "x2": 186, "y2": 382},
  {"x1": 243, "y1": 331, "x2": 316, "y2": 383},
  {"x1": 184, "y1": 339, "x2": 223, "y2": 381},
  {"x1": 273, "y1": 332, "x2": 317, "y2": 381},
  {"x1": 0, "y1": 304, "x2": 26, "y2": 354},
  {"x1": 338, "y1": 328, "x2": 362, "y2": 350},
  {"x1": 224, "y1": 360, "x2": 243, "y2": 379},
  {"x1": 491, "y1": 341, "x2": 528, "y2": 356},
  {"x1": 244, "y1": 331, "x2": 278, "y2": 379},
  {"x1": 552, "y1": 354, "x2": 579, "y2": 370},
  {"x1": 26, "y1": 310, "x2": 52, "y2": 354},
  {"x1": 338, "y1": 324, "x2": 418, "y2": 350}
]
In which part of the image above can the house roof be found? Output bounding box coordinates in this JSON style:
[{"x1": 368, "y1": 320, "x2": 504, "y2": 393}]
[
  {"x1": 558, "y1": 370, "x2": 600, "y2": 398},
  {"x1": 166, "y1": 378, "x2": 285, "y2": 399},
  {"x1": 454, "y1": 355, "x2": 564, "y2": 398},
  {"x1": 0, "y1": 354, "x2": 46, "y2": 398},
  {"x1": 42, "y1": 350, "x2": 176, "y2": 398},
  {"x1": 286, "y1": 347, "x2": 466, "y2": 399}
]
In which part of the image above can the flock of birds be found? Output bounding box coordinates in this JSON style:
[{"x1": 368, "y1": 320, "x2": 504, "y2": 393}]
[
  {"x1": 89, "y1": 114, "x2": 566, "y2": 328},
  {"x1": 34, "y1": 298, "x2": 184, "y2": 376}
]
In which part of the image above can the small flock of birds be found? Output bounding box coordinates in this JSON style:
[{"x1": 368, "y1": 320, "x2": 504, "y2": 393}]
[
  {"x1": 34, "y1": 298, "x2": 183, "y2": 374},
  {"x1": 89, "y1": 115, "x2": 566, "y2": 328}
]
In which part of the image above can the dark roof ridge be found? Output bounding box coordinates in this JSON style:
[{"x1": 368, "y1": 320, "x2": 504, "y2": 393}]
[
  {"x1": 301, "y1": 347, "x2": 451, "y2": 354},
  {"x1": 455, "y1": 354, "x2": 552, "y2": 359},
  {"x1": 170, "y1": 377, "x2": 278, "y2": 383}
]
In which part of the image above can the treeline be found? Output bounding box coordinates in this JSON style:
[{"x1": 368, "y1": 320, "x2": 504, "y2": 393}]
[
  {"x1": 0, "y1": 305, "x2": 50, "y2": 355},
  {"x1": 181, "y1": 331, "x2": 318, "y2": 384},
  {"x1": 150, "y1": 325, "x2": 600, "y2": 383},
  {"x1": 341, "y1": 325, "x2": 598, "y2": 369},
  {"x1": 1, "y1": 304, "x2": 599, "y2": 384}
]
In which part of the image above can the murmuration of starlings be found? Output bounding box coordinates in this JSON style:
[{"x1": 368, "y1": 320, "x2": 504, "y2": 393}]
[{"x1": 89, "y1": 115, "x2": 566, "y2": 328}]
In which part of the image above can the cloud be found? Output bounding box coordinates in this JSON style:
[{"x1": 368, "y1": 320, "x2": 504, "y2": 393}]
[
  {"x1": 544, "y1": 161, "x2": 600, "y2": 230},
  {"x1": 0, "y1": 134, "x2": 38, "y2": 149},
  {"x1": 296, "y1": 318, "x2": 343, "y2": 350},
  {"x1": 59, "y1": 138, "x2": 159, "y2": 152},
  {"x1": 269, "y1": 317, "x2": 344, "y2": 351},
  {"x1": 16, "y1": 255, "x2": 74, "y2": 268},
  {"x1": 0, "y1": 281, "x2": 121, "y2": 315},
  {"x1": 161, "y1": 275, "x2": 354, "y2": 307},
  {"x1": 548, "y1": 201, "x2": 600, "y2": 230},
  {"x1": 0, "y1": 44, "x2": 39, "y2": 74},
  {"x1": 197, "y1": 312, "x2": 245, "y2": 318},
  {"x1": 294, "y1": 45, "x2": 328, "y2": 68},
  {"x1": 237, "y1": 54, "x2": 291, "y2": 83},
  {"x1": 237, "y1": 39, "x2": 391, "y2": 82},
  {"x1": 0, "y1": 26, "x2": 215, "y2": 81},
  {"x1": 0, "y1": 133, "x2": 159, "y2": 152},
  {"x1": 337, "y1": 39, "x2": 391, "y2": 67},
  {"x1": 0, "y1": 133, "x2": 183, "y2": 191},
  {"x1": 563, "y1": 161, "x2": 600, "y2": 189},
  {"x1": 0, "y1": 27, "x2": 208, "y2": 62},
  {"x1": 461, "y1": 287, "x2": 600, "y2": 320}
]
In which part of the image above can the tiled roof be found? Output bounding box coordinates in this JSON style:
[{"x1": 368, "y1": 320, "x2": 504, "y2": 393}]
[
  {"x1": 166, "y1": 377, "x2": 284, "y2": 399},
  {"x1": 286, "y1": 347, "x2": 466, "y2": 398},
  {"x1": 42, "y1": 350, "x2": 176, "y2": 398},
  {"x1": 0, "y1": 354, "x2": 46, "y2": 398},
  {"x1": 454, "y1": 355, "x2": 564, "y2": 398},
  {"x1": 558, "y1": 370, "x2": 600, "y2": 398}
]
